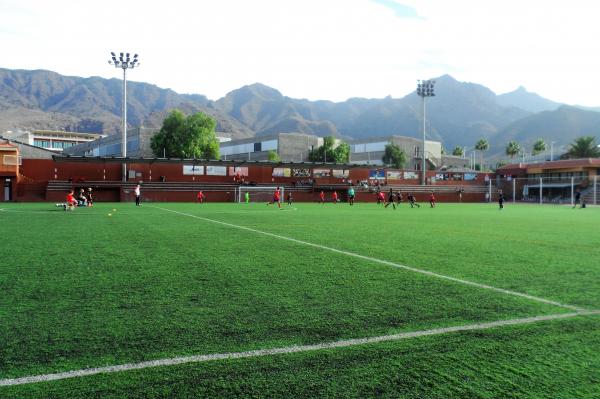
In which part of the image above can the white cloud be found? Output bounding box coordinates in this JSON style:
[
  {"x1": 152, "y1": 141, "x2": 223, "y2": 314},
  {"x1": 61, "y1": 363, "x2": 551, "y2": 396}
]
[{"x1": 1, "y1": 0, "x2": 599, "y2": 105}]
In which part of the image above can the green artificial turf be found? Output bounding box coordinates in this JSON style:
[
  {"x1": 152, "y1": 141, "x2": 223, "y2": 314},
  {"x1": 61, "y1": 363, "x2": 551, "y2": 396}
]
[
  {"x1": 0, "y1": 202, "x2": 598, "y2": 397},
  {"x1": 5, "y1": 316, "x2": 600, "y2": 398}
]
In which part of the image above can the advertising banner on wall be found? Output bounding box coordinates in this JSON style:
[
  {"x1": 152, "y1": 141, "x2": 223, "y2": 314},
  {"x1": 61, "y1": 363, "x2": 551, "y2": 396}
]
[
  {"x1": 464, "y1": 173, "x2": 477, "y2": 181},
  {"x1": 332, "y1": 169, "x2": 349, "y2": 178},
  {"x1": 183, "y1": 165, "x2": 204, "y2": 175},
  {"x1": 369, "y1": 170, "x2": 385, "y2": 179},
  {"x1": 206, "y1": 166, "x2": 227, "y2": 176},
  {"x1": 292, "y1": 168, "x2": 310, "y2": 177},
  {"x1": 403, "y1": 171, "x2": 418, "y2": 180},
  {"x1": 272, "y1": 168, "x2": 291, "y2": 177},
  {"x1": 228, "y1": 167, "x2": 249, "y2": 176},
  {"x1": 387, "y1": 171, "x2": 402, "y2": 179},
  {"x1": 313, "y1": 169, "x2": 331, "y2": 178}
]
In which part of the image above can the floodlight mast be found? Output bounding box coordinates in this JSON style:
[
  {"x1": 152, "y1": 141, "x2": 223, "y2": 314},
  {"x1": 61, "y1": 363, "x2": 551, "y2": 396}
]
[
  {"x1": 108, "y1": 52, "x2": 140, "y2": 181},
  {"x1": 417, "y1": 79, "x2": 435, "y2": 185}
]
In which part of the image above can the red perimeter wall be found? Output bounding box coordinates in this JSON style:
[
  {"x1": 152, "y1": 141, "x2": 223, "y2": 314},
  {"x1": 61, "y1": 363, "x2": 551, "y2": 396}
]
[{"x1": 14, "y1": 159, "x2": 490, "y2": 203}]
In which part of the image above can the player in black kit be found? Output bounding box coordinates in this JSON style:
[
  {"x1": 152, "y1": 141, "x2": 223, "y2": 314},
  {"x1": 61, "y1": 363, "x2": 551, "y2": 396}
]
[{"x1": 384, "y1": 188, "x2": 396, "y2": 209}]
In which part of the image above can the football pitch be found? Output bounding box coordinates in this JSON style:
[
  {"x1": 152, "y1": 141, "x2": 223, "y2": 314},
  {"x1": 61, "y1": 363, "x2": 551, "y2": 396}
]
[{"x1": 1, "y1": 201, "x2": 599, "y2": 398}]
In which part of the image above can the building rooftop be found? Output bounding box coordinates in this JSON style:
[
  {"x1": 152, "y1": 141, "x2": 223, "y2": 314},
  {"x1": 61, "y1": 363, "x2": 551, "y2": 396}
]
[
  {"x1": 498, "y1": 158, "x2": 600, "y2": 172},
  {"x1": 31, "y1": 129, "x2": 105, "y2": 138}
]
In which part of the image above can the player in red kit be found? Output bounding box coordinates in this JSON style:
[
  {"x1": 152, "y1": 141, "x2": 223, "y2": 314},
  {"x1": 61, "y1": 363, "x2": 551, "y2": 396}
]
[
  {"x1": 197, "y1": 191, "x2": 205, "y2": 203},
  {"x1": 319, "y1": 190, "x2": 325, "y2": 204},
  {"x1": 332, "y1": 191, "x2": 339, "y2": 204},
  {"x1": 429, "y1": 191, "x2": 436, "y2": 208},
  {"x1": 377, "y1": 191, "x2": 385, "y2": 205},
  {"x1": 267, "y1": 187, "x2": 282, "y2": 209},
  {"x1": 65, "y1": 190, "x2": 78, "y2": 211}
]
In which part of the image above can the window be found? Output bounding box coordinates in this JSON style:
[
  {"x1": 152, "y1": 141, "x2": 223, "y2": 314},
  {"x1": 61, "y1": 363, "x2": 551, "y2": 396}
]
[
  {"x1": 261, "y1": 140, "x2": 278, "y2": 151},
  {"x1": 34, "y1": 140, "x2": 50, "y2": 148},
  {"x1": 352, "y1": 142, "x2": 386, "y2": 154},
  {"x1": 352, "y1": 144, "x2": 366, "y2": 153},
  {"x1": 364, "y1": 142, "x2": 386, "y2": 152},
  {"x1": 127, "y1": 138, "x2": 139, "y2": 153}
]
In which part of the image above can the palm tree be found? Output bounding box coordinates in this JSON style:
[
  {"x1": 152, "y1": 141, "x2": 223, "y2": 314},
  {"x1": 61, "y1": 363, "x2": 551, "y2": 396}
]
[
  {"x1": 532, "y1": 138, "x2": 546, "y2": 156},
  {"x1": 452, "y1": 146, "x2": 464, "y2": 157},
  {"x1": 475, "y1": 138, "x2": 489, "y2": 171},
  {"x1": 505, "y1": 141, "x2": 521, "y2": 159},
  {"x1": 566, "y1": 136, "x2": 600, "y2": 158}
]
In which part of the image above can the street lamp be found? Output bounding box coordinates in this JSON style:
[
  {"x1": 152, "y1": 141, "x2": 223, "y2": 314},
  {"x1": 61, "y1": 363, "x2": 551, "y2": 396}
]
[
  {"x1": 417, "y1": 79, "x2": 435, "y2": 185},
  {"x1": 108, "y1": 52, "x2": 140, "y2": 181}
]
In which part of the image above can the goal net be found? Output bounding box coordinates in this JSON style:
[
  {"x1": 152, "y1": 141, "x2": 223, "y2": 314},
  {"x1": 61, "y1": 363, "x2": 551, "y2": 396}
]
[{"x1": 235, "y1": 186, "x2": 285, "y2": 203}]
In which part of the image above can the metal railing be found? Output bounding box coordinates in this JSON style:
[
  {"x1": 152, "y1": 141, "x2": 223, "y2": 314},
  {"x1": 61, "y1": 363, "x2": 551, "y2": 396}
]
[{"x1": 495, "y1": 176, "x2": 597, "y2": 205}]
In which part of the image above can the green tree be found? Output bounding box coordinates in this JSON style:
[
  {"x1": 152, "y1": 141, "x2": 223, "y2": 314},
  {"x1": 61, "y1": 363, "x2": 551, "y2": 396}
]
[
  {"x1": 475, "y1": 138, "x2": 489, "y2": 172},
  {"x1": 333, "y1": 142, "x2": 350, "y2": 163},
  {"x1": 532, "y1": 138, "x2": 546, "y2": 155},
  {"x1": 308, "y1": 136, "x2": 349, "y2": 163},
  {"x1": 505, "y1": 141, "x2": 521, "y2": 158},
  {"x1": 382, "y1": 143, "x2": 407, "y2": 169},
  {"x1": 267, "y1": 150, "x2": 281, "y2": 162},
  {"x1": 452, "y1": 146, "x2": 464, "y2": 156},
  {"x1": 566, "y1": 136, "x2": 600, "y2": 158},
  {"x1": 150, "y1": 110, "x2": 219, "y2": 159}
]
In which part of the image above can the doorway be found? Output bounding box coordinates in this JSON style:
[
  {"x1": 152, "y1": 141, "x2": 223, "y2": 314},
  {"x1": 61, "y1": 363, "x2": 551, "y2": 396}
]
[{"x1": 3, "y1": 178, "x2": 11, "y2": 201}]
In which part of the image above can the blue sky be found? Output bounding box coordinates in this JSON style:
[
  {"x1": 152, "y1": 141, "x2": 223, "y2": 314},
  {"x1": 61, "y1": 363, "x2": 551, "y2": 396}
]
[{"x1": 1, "y1": 0, "x2": 599, "y2": 106}]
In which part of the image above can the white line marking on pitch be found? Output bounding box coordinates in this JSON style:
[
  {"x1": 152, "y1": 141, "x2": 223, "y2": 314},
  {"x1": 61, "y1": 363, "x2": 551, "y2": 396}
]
[
  {"x1": 1, "y1": 310, "x2": 598, "y2": 387},
  {"x1": 152, "y1": 206, "x2": 585, "y2": 312}
]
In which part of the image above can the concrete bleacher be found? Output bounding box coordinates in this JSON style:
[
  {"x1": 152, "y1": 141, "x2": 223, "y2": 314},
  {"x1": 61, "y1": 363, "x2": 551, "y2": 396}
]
[{"x1": 47, "y1": 180, "x2": 314, "y2": 193}]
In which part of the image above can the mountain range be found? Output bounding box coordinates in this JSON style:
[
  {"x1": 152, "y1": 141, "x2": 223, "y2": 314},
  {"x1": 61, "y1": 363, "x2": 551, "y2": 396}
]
[{"x1": 1, "y1": 67, "x2": 599, "y2": 158}]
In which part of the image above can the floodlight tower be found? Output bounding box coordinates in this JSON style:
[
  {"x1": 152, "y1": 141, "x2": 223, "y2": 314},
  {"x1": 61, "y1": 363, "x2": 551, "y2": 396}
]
[
  {"x1": 417, "y1": 79, "x2": 435, "y2": 185},
  {"x1": 108, "y1": 52, "x2": 140, "y2": 181}
]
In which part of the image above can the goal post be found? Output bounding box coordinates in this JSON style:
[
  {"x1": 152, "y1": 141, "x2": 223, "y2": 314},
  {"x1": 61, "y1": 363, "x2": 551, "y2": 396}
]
[{"x1": 236, "y1": 186, "x2": 285, "y2": 203}]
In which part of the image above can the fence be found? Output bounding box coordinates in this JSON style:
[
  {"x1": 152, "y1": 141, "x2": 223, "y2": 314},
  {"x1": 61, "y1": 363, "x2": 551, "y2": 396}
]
[{"x1": 490, "y1": 176, "x2": 598, "y2": 205}]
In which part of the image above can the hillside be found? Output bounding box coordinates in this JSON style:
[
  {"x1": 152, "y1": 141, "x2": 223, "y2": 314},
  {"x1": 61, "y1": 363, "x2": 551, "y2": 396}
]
[
  {"x1": 211, "y1": 75, "x2": 530, "y2": 147},
  {"x1": 497, "y1": 86, "x2": 561, "y2": 113},
  {"x1": 491, "y1": 106, "x2": 600, "y2": 151},
  {"x1": 1, "y1": 67, "x2": 599, "y2": 152},
  {"x1": 0, "y1": 68, "x2": 252, "y2": 138}
]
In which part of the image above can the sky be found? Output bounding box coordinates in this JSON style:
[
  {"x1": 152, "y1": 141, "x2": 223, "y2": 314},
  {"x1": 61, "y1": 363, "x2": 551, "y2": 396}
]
[{"x1": 1, "y1": 0, "x2": 600, "y2": 106}]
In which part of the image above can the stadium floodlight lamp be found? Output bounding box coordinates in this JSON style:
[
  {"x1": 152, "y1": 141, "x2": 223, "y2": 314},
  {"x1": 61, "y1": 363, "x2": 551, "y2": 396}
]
[
  {"x1": 108, "y1": 51, "x2": 140, "y2": 181},
  {"x1": 416, "y1": 79, "x2": 436, "y2": 185}
]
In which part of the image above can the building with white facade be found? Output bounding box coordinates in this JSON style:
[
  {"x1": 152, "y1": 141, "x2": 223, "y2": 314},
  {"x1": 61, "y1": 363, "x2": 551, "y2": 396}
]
[
  {"x1": 2, "y1": 130, "x2": 104, "y2": 152},
  {"x1": 220, "y1": 133, "x2": 322, "y2": 162}
]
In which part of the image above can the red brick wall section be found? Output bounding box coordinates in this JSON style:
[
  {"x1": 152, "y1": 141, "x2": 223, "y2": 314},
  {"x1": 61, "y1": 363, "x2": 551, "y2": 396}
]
[
  {"x1": 14, "y1": 159, "x2": 489, "y2": 202},
  {"x1": 112, "y1": 189, "x2": 484, "y2": 204}
]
